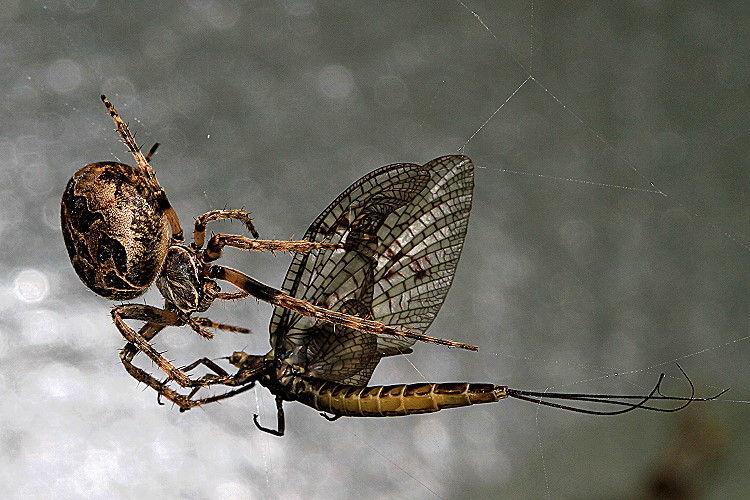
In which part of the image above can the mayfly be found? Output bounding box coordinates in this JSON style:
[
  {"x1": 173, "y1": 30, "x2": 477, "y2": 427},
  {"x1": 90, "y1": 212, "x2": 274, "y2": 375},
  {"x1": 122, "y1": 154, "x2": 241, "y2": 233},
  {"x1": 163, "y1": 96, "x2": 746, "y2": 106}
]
[{"x1": 61, "y1": 96, "x2": 722, "y2": 436}]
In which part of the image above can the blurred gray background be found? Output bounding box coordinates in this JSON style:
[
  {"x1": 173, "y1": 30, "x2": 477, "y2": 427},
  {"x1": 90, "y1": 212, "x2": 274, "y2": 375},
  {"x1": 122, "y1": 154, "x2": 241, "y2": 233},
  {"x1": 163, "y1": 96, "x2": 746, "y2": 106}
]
[{"x1": 1, "y1": 1, "x2": 748, "y2": 498}]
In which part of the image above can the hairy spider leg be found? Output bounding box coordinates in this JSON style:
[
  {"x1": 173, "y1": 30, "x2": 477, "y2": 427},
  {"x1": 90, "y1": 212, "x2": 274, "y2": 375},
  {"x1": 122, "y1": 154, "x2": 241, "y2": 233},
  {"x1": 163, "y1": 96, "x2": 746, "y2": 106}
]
[
  {"x1": 113, "y1": 302, "x2": 257, "y2": 386},
  {"x1": 119, "y1": 317, "x2": 261, "y2": 410},
  {"x1": 202, "y1": 234, "x2": 343, "y2": 262},
  {"x1": 192, "y1": 209, "x2": 260, "y2": 250},
  {"x1": 209, "y1": 265, "x2": 480, "y2": 351},
  {"x1": 119, "y1": 319, "x2": 201, "y2": 409},
  {"x1": 190, "y1": 317, "x2": 251, "y2": 333},
  {"x1": 113, "y1": 304, "x2": 201, "y2": 387},
  {"x1": 100, "y1": 95, "x2": 184, "y2": 241},
  {"x1": 144, "y1": 143, "x2": 159, "y2": 162}
]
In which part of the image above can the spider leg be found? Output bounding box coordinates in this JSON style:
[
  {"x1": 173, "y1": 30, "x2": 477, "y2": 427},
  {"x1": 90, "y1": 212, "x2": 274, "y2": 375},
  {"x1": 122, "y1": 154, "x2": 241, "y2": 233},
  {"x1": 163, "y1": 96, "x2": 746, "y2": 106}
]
[
  {"x1": 254, "y1": 396, "x2": 286, "y2": 436},
  {"x1": 213, "y1": 290, "x2": 250, "y2": 301},
  {"x1": 203, "y1": 234, "x2": 342, "y2": 262},
  {"x1": 120, "y1": 318, "x2": 164, "y2": 361},
  {"x1": 144, "y1": 142, "x2": 159, "y2": 162},
  {"x1": 119, "y1": 320, "x2": 201, "y2": 411},
  {"x1": 192, "y1": 209, "x2": 260, "y2": 250},
  {"x1": 156, "y1": 352, "x2": 270, "y2": 408},
  {"x1": 112, "y1": 303, "x2": 226, "y2": 387},
  {"x1": 191, "y1": 316, "x2": 252, "y2": 334},
  {"x1": 124, "y1": 353, "x2": 255, "y2": 411},
  {"x1": 121, "y1": 321, "x2": 170, "y2": 405},
  {"x1": 121, "y1": 358, "x2": 197, "y2": 410},
  {"x1": 120, "y1": 328, "x2": 256, "y2": 411},
  {"x1": 185, "y1": 317, "x2": 215, "y2": 339},
  {"x1": 156, "y1": 357, "x2": 231, "y2": 405},
  {"x1": 209, "y1": 265, "x2": 479, "y2": 351},
  {"x1": 114, "y1": 302, "x2": 253, "y2": 390},
  {"x1": 100, "y1": 95, "x2": 184, "y2": 241},
  {"x1": 159, "y1": 368, "x2": 260, "y2": 410}
]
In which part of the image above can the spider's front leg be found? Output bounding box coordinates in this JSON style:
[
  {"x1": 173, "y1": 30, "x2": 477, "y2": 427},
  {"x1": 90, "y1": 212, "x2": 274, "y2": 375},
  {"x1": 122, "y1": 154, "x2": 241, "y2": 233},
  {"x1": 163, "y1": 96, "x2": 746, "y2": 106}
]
[
  {"x1": 208, "y1": 265, "x2": 480, "y2": 351},
  {"x1": 112, "y1": 304, "x2": 202, "y2": 388},
  {"x1": 192, "y1": 209, "x2": 260, "y2": 250},
  {"x1": 119, "y1": 319, "x2": 204, "y2": 411},
  {"x1": 120, "y1": 349, "x2": 197, "y2": 411},
  {"x1": 117, "y1": 314, "x2": 242, "y2": 411},
  {"x1": 122, "y1": 343, "x2": 255, "y2": 411},
  {"x1": 191, "y1": 208, "x2": 341, "y2": 260},
  {"x1": 156, "y1": 354, "x2": 266, "y2": 410},
  {"x1": 114, "y1": 303, "x2": 252, "y2": 384},
  {"x1": 115, "y1": 303, "x2": 258, "y2": 408},
  {"x1": 203, "y1": 234, "x2": 343, "y2": 262}
]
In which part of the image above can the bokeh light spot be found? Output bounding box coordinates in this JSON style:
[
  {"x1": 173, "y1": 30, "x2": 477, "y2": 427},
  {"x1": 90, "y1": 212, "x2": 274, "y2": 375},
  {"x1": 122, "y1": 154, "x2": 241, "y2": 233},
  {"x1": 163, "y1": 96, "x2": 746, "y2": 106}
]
[
  {"x1": 66, "y1": 0, "x2": 97, "y2": 14},
  {"x1": 373, "y1": 76, "x2": 407, "y2": 109},
  {"x1": 317, "y1": 65, "x2": 354, "y2": 100},
  {"x1": 46, "y1": 59, "x2": 83, "y2": 93},
  {"x1": 13, "y1": 269, "x2": 49, "y2": 303}
]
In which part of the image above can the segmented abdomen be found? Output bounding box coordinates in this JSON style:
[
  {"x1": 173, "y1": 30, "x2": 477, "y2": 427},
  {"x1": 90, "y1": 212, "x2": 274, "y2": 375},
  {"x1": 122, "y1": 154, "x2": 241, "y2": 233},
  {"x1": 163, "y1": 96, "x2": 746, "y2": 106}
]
[{"x1": 284, "y1": 376, "x2": 508, "y2": 417}]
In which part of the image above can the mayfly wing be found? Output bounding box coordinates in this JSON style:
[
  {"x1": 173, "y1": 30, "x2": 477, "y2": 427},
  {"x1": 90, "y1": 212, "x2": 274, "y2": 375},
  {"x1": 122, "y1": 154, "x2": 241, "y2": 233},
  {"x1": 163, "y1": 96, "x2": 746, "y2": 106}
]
[{"x1": 269, "y1": 155, "x2": 474, "y2": 385}]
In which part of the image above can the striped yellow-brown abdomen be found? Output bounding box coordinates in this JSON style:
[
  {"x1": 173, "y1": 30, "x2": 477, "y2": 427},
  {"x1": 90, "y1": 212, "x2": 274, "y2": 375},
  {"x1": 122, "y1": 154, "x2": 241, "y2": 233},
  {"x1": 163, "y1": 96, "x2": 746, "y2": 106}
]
[{"x1": 283, "y1": 376, "x2": 508, "y2": 417}]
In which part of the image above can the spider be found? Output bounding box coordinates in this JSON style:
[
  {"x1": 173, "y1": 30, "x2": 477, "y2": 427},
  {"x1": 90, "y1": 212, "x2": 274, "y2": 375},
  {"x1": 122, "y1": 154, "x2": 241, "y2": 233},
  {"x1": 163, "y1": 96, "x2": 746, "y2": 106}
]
[{"x1": 60, "y1": 95, "x2": 475, "y2": 410}]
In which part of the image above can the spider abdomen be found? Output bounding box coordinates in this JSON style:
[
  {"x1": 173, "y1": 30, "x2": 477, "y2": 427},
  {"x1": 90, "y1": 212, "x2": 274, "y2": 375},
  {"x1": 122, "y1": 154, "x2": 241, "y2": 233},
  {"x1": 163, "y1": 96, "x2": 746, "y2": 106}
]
[{"x1": 61, "y1": 162, "x2": 171, "y2": 300}]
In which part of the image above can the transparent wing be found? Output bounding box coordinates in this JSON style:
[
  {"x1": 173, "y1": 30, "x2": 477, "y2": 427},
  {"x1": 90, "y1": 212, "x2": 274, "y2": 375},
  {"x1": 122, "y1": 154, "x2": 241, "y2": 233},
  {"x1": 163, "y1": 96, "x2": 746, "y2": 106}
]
[{"x1": 269, "y1": 155, "x2": 474, "y2": 385}]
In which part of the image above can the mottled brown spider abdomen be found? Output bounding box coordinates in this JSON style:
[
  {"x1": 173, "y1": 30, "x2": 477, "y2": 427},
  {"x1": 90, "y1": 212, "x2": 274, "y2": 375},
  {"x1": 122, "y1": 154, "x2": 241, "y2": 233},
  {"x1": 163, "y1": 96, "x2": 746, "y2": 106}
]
[{"x1": 61, "y1": 162, "x2": 171, "y2": 300}]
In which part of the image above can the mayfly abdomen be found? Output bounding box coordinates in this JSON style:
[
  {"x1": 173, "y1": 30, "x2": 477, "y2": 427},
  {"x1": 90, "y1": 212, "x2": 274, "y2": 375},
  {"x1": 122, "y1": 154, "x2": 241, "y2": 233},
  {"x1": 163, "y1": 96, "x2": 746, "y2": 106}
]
[{"x1": 289, "y1": 377, "x2": 509, "y2": 417}]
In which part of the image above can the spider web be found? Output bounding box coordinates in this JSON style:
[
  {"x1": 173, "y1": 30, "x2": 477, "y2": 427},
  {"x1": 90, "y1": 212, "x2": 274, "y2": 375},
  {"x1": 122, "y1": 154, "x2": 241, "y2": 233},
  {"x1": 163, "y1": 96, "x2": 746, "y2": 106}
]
[
  {"x1": 243, "y1": 4, "x2": 749, "y2": 497},
  {"x1": 388, "y1": 3, "x2": 749, "y2": 499},
  {"x1": 383, "y1": 4, "x2": 748, "y2": 499},
  {"x1": 5, "y1": 1, "x2": 748, "y2": 500}
]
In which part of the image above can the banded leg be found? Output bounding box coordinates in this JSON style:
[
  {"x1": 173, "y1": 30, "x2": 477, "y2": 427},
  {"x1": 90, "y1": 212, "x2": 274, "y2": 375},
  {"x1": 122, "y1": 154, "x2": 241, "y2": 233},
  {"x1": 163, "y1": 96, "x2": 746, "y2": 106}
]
[
  {"x1": 120, "y1": 322, "x2": 257, "y2": 410},
  {"x1": 158, "y1": 355, "x2": 267, "y2": 409},
  {"x1": 145, "y1": 143, "x2": 159, "y2": 162},
  {"x1": 213, "y1": 290, "x2": 250, "y2": 301},
  {"x1": 101, "y1": 95, "x2": 184, "y2": 241},
  {"x1": 123, "y1": 349, "x2": 255, "y2": 411},
  {"x1": 191, "y1": 317, "x2": 252, "y2": 334},
  {"x1": 209, "y1": 265, "x2": 479, "y2": 351},
  {"x1": 203, "y1": 234, "x2": 343, "y2": 262},
  {"x1": 119, "y1": 319, "x2": 203, "y2": 410},
  {"x1": 192, "y1": 209, "x2": 260, "y2": 250},
  {"x1": 113, "y1": 304, "x2": 198, "y2": 387},
  {"x1": 120, "y1": 320, "x2": 164, "y2": 368},
  {"x1": 116, "y1": 313, "x2": 261, "y2": 409},
  {"x1": 188, "y1": 299, "x2": 254, "y2": 336},
  {"x1": 112, "y1": 304, "x2": 249, "y2": 387}
]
